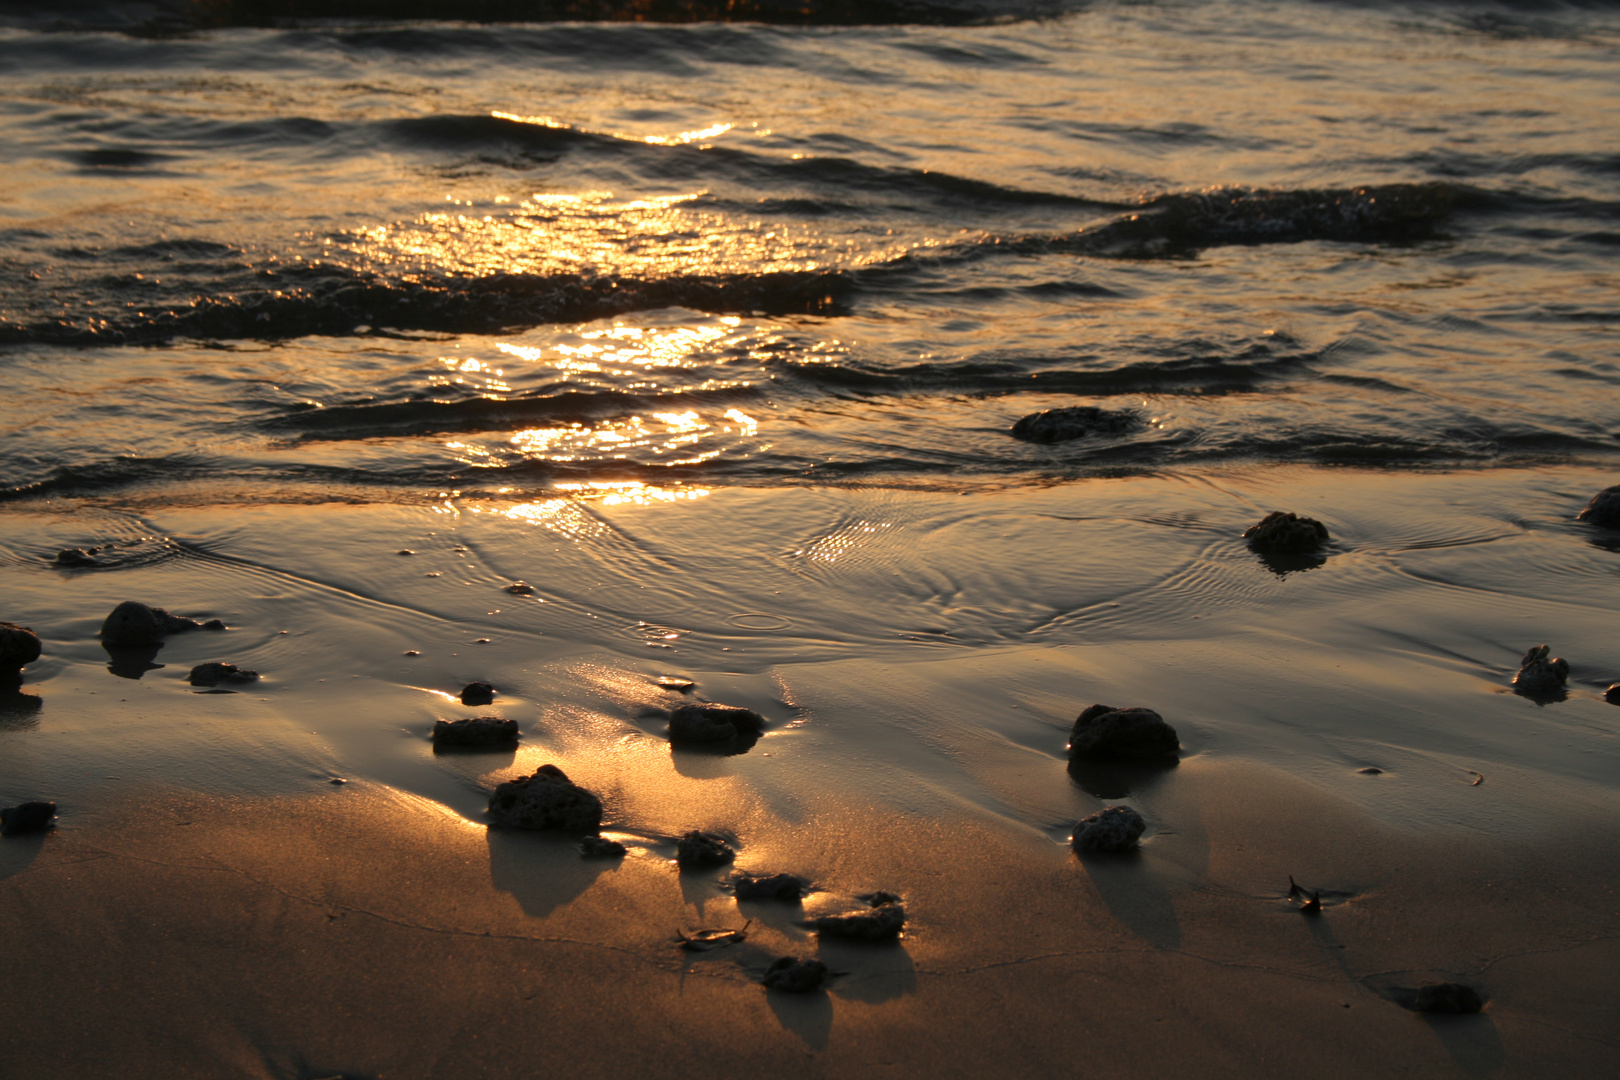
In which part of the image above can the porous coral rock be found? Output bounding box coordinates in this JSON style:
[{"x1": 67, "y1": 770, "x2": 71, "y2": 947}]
[
  {"x1": 1071, "y1": 805, "x2": 1147, "y2": 852},
  {"x1": 487, "y1": 765, "x2": 602, "y2": 832}
]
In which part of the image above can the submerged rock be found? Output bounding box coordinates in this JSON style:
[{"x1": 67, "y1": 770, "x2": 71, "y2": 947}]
[
  {"x1": 100, "y1": 601, "x2": 222, "y2": 645},
  {"x1": 1243, "y1": 511, "x2": 1330, "y2": 554},
  {"x1": 1512, "y1": 644, "x2": 1569, "y2": 700},
  {"x1": 675, "y1": 830, "x2": 737, "y2": 868},
  {"x1": 1068, "y1": 704, "x2": 1181, "y2": 761},
  {"x1": 580, "y1": 835, "x2": 627, "y2": 858},
  {"x1": 731, "y1": 872, "x2": 808, "y2": 902},
  {"x1": 54, "y1": 547, "x2": 101, "y2": 567},
  {"x1": 763, "y1": 957, "x2": 830, "y2": 993},
  {"x1": 487, "y1": 764, "x2": 602, "y2": 832},
  {"x1": 0, "y1": 622, "x2": 42, "y2": 676},
  {"x1": 188, "y1": 662, "x2": 259, "y2": 687},
  {"x1": 1071, "y1": 805, "x2": 1146, "y2": 852},
  {"x1": 1, "y1": 801, "x2": 55, "y2": 836},
  {"x1": 1576, "y1": 485, "x2": 1620, "y2": 527},
  {"x1": 810, "y1": 898, "x2": 906, "y2": 940},
  {"x1": 1415, "y1": 982, "x2": 1485, "y2": 1015},
  {"x1": 1010, "y1": 405, "x2": 1139, "y2": 444},
  {"x1": 459, "y1": 681, "x2": 496, "y2": 706},
  {"x1": 433, "y1": 716, "x2": 519, "y2": 746},
  {"x1": 504, "y1": 581, "x2": 536, "y2": 595},
  {"x1": 669, "y1": 702, "x2": 766, "y2": 745}
]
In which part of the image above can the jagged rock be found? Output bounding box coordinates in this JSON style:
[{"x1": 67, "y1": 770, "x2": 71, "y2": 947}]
[
  {"x1": 504, "y1": 581, "x2": 535, "y2": 595},
  {"x1": 763, "y1": 957, "x2": 830, "y2": 993},
  {"x1": 54, "y1": 547, "x2": 100, "y2": 567},
  {"x1": 669, "y1": 702, "x2": 766, "y2": 745},
  {"x1": 1577, "y1": 485, "x2": 1620, "y2": 527},
  {"x1": 1, "y1": 801, "x2": 55, "y2": 836},
  {"x1": 580, "y1": 835, "x2": 627, "y2": 858},
  {"x1": 1071, "y1": 805, "x2": 1146, "y2": 852},
  {"x1": 188, "y1": 662, "x2": 259, "y2": 687},
  {"x1": 460, "y1": 681, "x2": 495, "y2": 706},
  {"x1": 675, "y1": 830, "x2": 736, "y2": 868},
  {"x1": 1068, "y1": 704, "x2": 1180, "y2": 761},
  {"x1": 1512, "y1": 645, "x2": 1569, "y2": 700},
  {"x1": 100, "y1": 601, "x2": 221, "y2": 645},
  {"x1": 487, "y1": 764, "x2": 602, "y2": 832},
  {"x1": 1415, "y1": 982, "x2": 1485, "y2": 1015},
  {"x1": 0, "y1": 622, "x2": 42, "y2": 675},
  {"x1": 1243, "y1": 511, "x2": 1330, "y2": 554},
  {"x1": 1010, "y1": 405, "x2": 1139, "y2": 444},
  {"x1": 810, "y1": 899, "x2": 906, "y2": 940},
  {"x1": 731, "y1": 872, "x2": 808, "y2": 902},
  {"x1": 433, "y1": 716, "x2": 519, "y2": 746}
]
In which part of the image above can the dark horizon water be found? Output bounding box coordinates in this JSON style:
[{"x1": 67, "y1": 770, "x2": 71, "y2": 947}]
[{"x1": 2, "y1": 0, "x2": 1618, "y2": 507}]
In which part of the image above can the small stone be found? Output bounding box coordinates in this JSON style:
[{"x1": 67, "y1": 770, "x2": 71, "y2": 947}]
[
  {"x1": 669, "y1": 702, "x2": 766, "y2": 745},
  {"x1": 655, "y1": 675, "x2": 696, "y2": 692},
  {"x1": 1071, "y1": 805, "x2": 1146, "y2": 852},
  {"x1": 1576, "y1": 485, "x2": 1620, "y2": 527},
  {"x1": 54, "y1": 547, "x2": 99, "y2": 567},
  {"x1": 330, "y1": 778, "x2": 347, "y2": 785},
  {"x1": 404, "y1": 650, "x2": 421, "y2": 657},
  {"x1": 1068, "y1": 704, "x2": 1180, "y2": 761},
  {"x1": 1512, "y1": 644, "x2": 1569, "y2": 700},
  {"x1": 1605, "y1": 683, "x2": 1620, "y2": 706},
  {"x1": 1010, "y1": 405, "x2": 1139, "y2": 444},
  {"x1": 1243, "y1": 511, "x2": 1330, "y2": 554},
  {"x1": 0, "y1": 801, "x2": 55, "y2": 836},
  {"x1": 505, "y1": 581, "x2": 535, "y2": 595},
  {"x1": 810, "y1": 900, "x2": 906, "y2": 940},
  {"x1": 487, "y1": 764, "x2": 602, "y2": 832},
  {"x1": 731, "y1": 872, "x2": 808, "y2": 902},
  {"x1": 1357, "y1": 767, "x2": 1383, "y2": 775},
  {"x1": 460, "y1": 681, "x2": 496, "y2": 706},
  {"x1": 432, "y1": 716, "x2": 519, "y2": 746},
  {"x1": 581, "y1": 835, "x2": 627, "y2": 858},
  {"x1": 201, "y1": 619, "x2": 226, "y2": 631},
  {"x1": 675, "y1": 830, "x2": 736, "y2": 868},
  {"x1": 188, "y1": 662, "x2": 259, "y2": 687},
  {"x1": 1415, "y1": 982, "x2": 1485, "y2": 1015},
  {"x1": 397, "y1": 549, "x2": 415, "y2": 555},
  {"x1": 0, "y1": 621, "x2": 43, "y2": 675},
  {"x1": 763, "y1": 957, "x2": 830, "y2": 993},
  {"x1": 99, "y1": 601, "x2": 205, "y2": 645}
]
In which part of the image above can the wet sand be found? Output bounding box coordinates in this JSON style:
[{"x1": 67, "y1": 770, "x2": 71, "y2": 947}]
[{"x1": 2, "y1": 464, "x2": 1618, "y2": 1077}]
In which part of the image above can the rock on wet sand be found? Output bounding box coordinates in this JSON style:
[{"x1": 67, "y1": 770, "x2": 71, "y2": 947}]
[
  {"x1": 1, "y1": 621, "x2": 42, "y2": 676},
  {"x1": 433, "y1": 716, "x2": 519, "y2": 746},
  {"x1": 580, "y1": 835, "x2": 627, "y2": 858},
  {"x1": 1512, "y1": 644, "x2": 1569, "y2": 699},
  {"x1": 810, "y1": 897, "x2": 906, "y2": 940},
  {"x1": 1068, "y1": 704, "x2": 1181, "y2": 761},
  {"x1": 1576, "y1": 484, "x2": 1620, "y2": 527},
  {"x1": 188, "y1": 662, "x2": 259, "y2": 687},
  {"x1": 763, "y1": 957, "x2": 830, "y2": 993},
  {"x1": 100, "y1": 601, "x2": 224, "y2": 645},
  {"x1": 1071, "y1": 805, "x2": 1146, "y2": 852},
  {"x1": 676, "y1": 830, "x2": 737, "y2": 868},
  {"x1": 487, "y1": 765, "x2": 602, "y2": 832},
  {"x1": 1243, "y1": 511, "x2": 1330, "y2": 554},
  {"x1": 459, "y1": 681, "x2": 496, "y2": 706},
  {"x1": 668, "y1": 702, "x2": 766, "y2": 745},
  {"x1": 1, "y1": 801, "x2": 55, "y2": 836},
  {"x1": 730, "y1": 872, "x2": 808, "y2": 902},
  {"x1": 1010, "y1": 405, "x2": 1139, "y2": 444}
]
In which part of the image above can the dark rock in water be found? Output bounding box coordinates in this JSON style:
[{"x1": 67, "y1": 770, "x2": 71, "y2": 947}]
[
  {"x1": 669, "y1": 702, "x2": 766, "y2": 745},
  {"x1": 0, "y1": 621, "x2": 42, "y2": 675},
  {"x1": 810, "y1": 899, "x2": 906, "y2": 940},
  {"x1": 188, "y1": 662, "x2": 259, "y2": 687},
  {"x1": 1069, "y1": 704, "x2": 1180, "y2": 761},
  {"x1": 1576, "y1": 485, "x2": 1620, "y2": 527},
  {"x1": 763, "y1": 957, "x2": 830, "y2": 993},
  {"x1": 100, "y1": 601, "x2": 220, "y2": 645},
  {"x1": 54, "y1": 547, "x2": 100, "y2": 567},
  {"x1": 1605, "y1": 683, "x2": 1620, "y2": 706},
  {"x1": 1243, "y1": 511, "x2": 1330, "y2": 554},
  {"x1": 487, "y1": 764, "x2": 602, "y2": 832},
  {"x1": 1512, "y1": 644, "x2": 1569, "y2": 701},
  {"x1": 1, "y1": 800, "x2": 55, "y2": 836},
  {"x1": 1071, "y1": 805, "x2": 1146, "y2": 852},
  {"x1": 433, "y1": 716, "x2": 519, "y2": 746},
  {"x1": 731, "y1": 871, "x2": 808, "y2": 902},
  {"x1": 1010, "y1": 405, "x2": 1139, "y2": 444},
  {"x1": 580, "y1": 835, "x2": 627, "y2": 858},
  {"x1": 504, "y1": 581, "x2": 535, "y2": 595},
  {"x1": 1415, "y1": 982, "x2": 1485, "y2": 1015},
  {"x1": 675, "y1": 830, "x2": 737, "y2": 868},
  {"x1": 460, "y1": 681, "x2": 496, "y2": 706}
]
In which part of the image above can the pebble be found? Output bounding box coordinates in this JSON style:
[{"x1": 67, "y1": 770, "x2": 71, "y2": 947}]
[
  {"x1": 762, "y1": 957, "x2": 830, "y2": 993},
  {"x1": 730, "y1": 872, "x2": 808, "y2": 902},
  {"x1": 99, "y1": 601, "x2": 222, "y2": 645},
  {"x1": 1, "y1": 801, "x2": 55, "y2": 836},
  {"x1": 1071, "y1": 805, "x2": 1146, "y2": 852},
  {"x1": 1243, "y1": 511, "x2": 1330, "y2": 554},
  {"x1": 486, "y1": 764, "x2": 602, "y2": 832},
  {"x1": 460, "y1": 681, "x2": 496, "y2": 706},
  {"x1": 0, "y1": 621, "x2": 42, "y2": 676},
  {"x1": 1512, "y1": 644, "x2": 1569, "y2": 700},
  {"x1": 1068, "y1": 704, "x2": 1181, "y2": 761},
  {"x1": 505, "y1": 581, "x2": 535, "y2": 595},
  {"x1": 432, "y1": 716, "x2": 519, "y2": 746},
  {"x1": 1415, "y1": 982, "x2": 1485, "y2": 1015},
  {"x1": 675, "y1": 830, "x2": 737, "y2": 868},
  {"x1": 1010, "y1": 405, "x2": 1139, "y2": 444},
  {"x1": 580, "y1": 835, "x2": 627, "y2": 858},
  {"x1": 810, "y1": 898, "x2": 906, "y2": 940},
  {"x1": 188, "y1": 662, "x2": 259, "y2": 687},
  {"x1": 669, "y1": 702, "x2": 767, "y2": 745},
  {"x1": 1576, "y1": 484, "x2": 1620, "y2": 527}
]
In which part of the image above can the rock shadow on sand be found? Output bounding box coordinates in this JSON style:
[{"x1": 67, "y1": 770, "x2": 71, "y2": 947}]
[
  {"x1": 485, "y1": 829, "x2": 616, "y2": 919},
  {"x1": 1075, "y1": 848, "x2": 1182, "y2": 950},
  {"x1": 765, "y1": 982, "x2": 834, "y2": 1050},
  {"x1": 1066, "y1": 756, "x2": 1178, "y2": 800},
  {"x1": 820, "y1": 937, "x2": 917, "y2": 1005}
]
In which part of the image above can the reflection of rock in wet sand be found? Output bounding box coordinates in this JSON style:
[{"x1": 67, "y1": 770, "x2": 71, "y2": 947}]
[{"x1": 102, "y1": 640, "x2": 164, "y2": 680}]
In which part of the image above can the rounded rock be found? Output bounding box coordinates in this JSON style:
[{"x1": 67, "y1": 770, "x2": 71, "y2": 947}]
[
  {"x1": 1605, "y1": 683, "x2": 1620, "y2": 706},
  {"x1": 675, "y1": 830, "x2": 737, "y2": 867},
  {"x1": 1576, "y1": 485, "x2": 1620, "y2": 527},
  {"x1": 504, "y1": 581, "x2": 535, "y2": 595},
  {"x1": 669, "y1": 702, "x2": 766, "y2": 744},
  {"x1": 0, "y1": 622, "x2": 43, "y2": 675},
  {"x1": 810, "y1": 901, "x2": 906, "y2": 940},
  {"x1": 1069, "y1": 704, "x2": 1181, "y2": 761},
  {"x1": 580, "y1": 835, "x2": 627, "y2": 858},
  {"x1": 487, "y1": 765, "x2": 602, "y2": 832},
  {"x1": 460, "y1": 681, "x2": 496, "y2": 706},
  {"x1": 1, "y1": 801, "x2": 56, "y2": 836},
  {"x1": 100, "y1": 601, "x2": 200, "y2": 645},
  {"x1": 1071, "y1": 805, "x2": 1146, "y2": 852},
  {"x1": 1010, "y1": 405, "x2": 1139, "y2": 444},
  {"x1": 1243, "y1": 511, "x2": 1330, "y2": 554},
  {"x1": 731, "y1": 872, "x2": 808, "y2": 902},
  {"x1": 763, "y1": 957, "x2": 830, "y2": 993}
]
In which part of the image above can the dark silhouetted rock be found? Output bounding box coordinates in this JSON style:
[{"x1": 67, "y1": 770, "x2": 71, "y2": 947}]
[
  {"x1": 1243, "y1": 511, "x2": 1330, "y2": 554},
  {"x1": 669, "y1": 702, "x2": 766, "y2": 745},
  {"x1": 54, "y1": 547, "x2": 100, "y2": 567},
  {"x1": 1415, "y1": 982, "x2": 1485, "y2": 1015},
  {"x1": 1068, "y1": 704, "x2": 1180, "y2": 761},
  {"x1": 675, "y1": 830, "x2": 737, "y2": 868},
  {"x1": 1512, "y1": 644, "x2": 1569, "y2": 700},
  {"x1": 1011, "y1": 405, "x2": 1139, "y2": 444},
  {"x1": 810, "y1": 898, "x2": 906, "y2": 940},
  {"x1": 1, "y1": 801, "x2": 55, "y2": 836},
  {"x1": 581, "y1": 835, "x2": 627, "y2": 858},
  {"x1": 1605, "y1": 683, "x2": 1620, "y2": 706},
  {"x1": 0, "y1": 622, "x2": 42, "y2": 675},
  {"x1": 100, "y1": 601, "x2": 220, "y2": 645},
  {"x1": 487, "y1": 764, "x2": 602, "y2": 832},
  {"x1": 433, "y1": 716, "x2": 519, "y2": 746},
  {"x1": 1071, "y1": 805, "x2": 1146, "y2": 852},
  {"x1": 460, "y1": 681, "x2": 496, "y2": 706},
  {"x1": 505, "y1": 581, "x2": 535, "y2": 595},
  {"x1": 763, "y1": 957, "x2": 830, "y2": 993},
  {"x1": 731, "y1": 872, "x2": 808, "y2": 902},
  {"x1": 188, "y1": 662, "x2": 259, "y2": 687},
  {"x1": 1577, "y1": 485, "x2": 1620, "y2": 527}
]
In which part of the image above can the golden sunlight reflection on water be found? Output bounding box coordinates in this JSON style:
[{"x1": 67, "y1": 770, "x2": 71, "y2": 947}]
[{"x1": 466, "y1": 482, "x2": 712, "y2": 540}]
